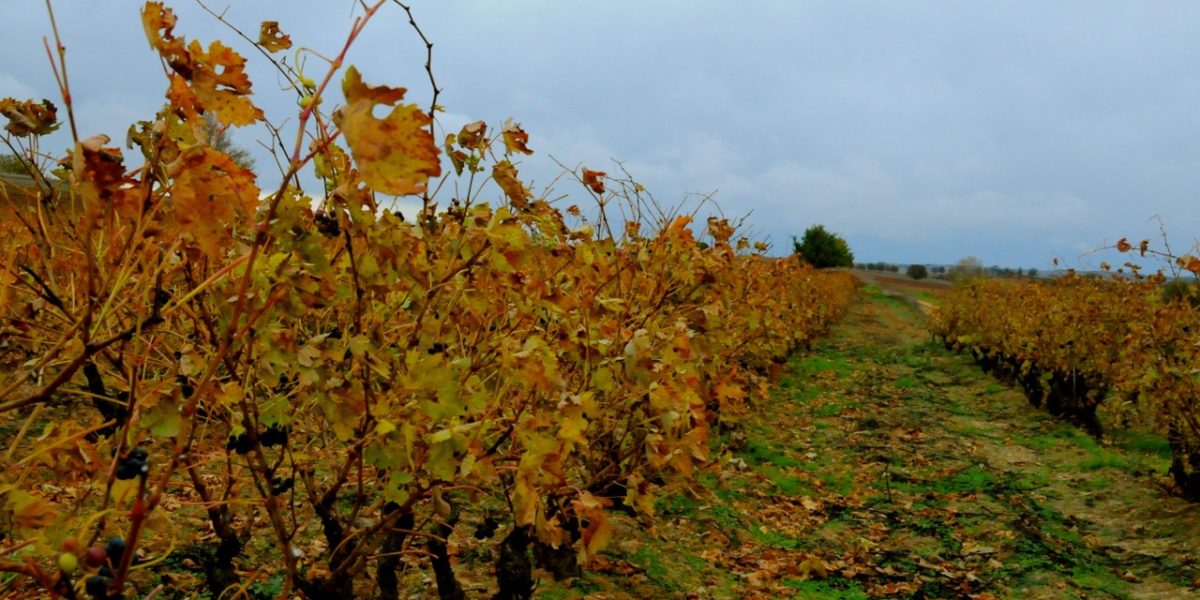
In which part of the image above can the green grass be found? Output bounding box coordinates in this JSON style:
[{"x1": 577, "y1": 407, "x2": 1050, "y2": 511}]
[
  {"x1": 783, "y1": 577, "x2": 870, "y2": 599},
  {"x1": 1080, "y1": 453, "x2": 1131, "y2": 471},
  {"x1": 916, "y1": 291, "x2": 939, "y2": 304},
  {"x1": 1070, "y1": 565, "x2": 1132, "y2": 599},
  {"x1": 1079, "y1": 475, "x2": 1111, "y2": 492},
  {"x1": 793, "y1": 354, "x2": 857, "y2": 379},
  {"x1": 1117, "y1": 431, "x2": 1173, "y2": 460},
  {"x1": 812, "y1": 402, "x2": 850, "y2": 417},
  {"x1": 628, "y1": 546, "x2": 675, "y2": 587},
  {"x1": 739, "y1": 439, "x2": 804, "y2": 468},
  {"x1": 935, "y1": 465, "x2": 996, "y2": 494},
  {"x1": 656, "y1": 492, "x2": 700, "y2": 518}
]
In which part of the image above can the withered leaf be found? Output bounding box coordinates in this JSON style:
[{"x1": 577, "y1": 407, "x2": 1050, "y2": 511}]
[
  {"x1": 258, "y1": 20, "x2": 292, "y2": 53},
  {"x1": 337, "y1": 66, "x2": 440, "y2": 196}
]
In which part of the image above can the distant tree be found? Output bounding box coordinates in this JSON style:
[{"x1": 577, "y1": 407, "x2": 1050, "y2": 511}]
[
  {"x1": 1027, "y1": 268, "x2": 1038, "y2": 278},
  {"x1": 906, "y1": 264, "x2": 928, "y2": 280},
  {"x1": 948, "y1": 256, "x2": 986, "y2": 282},
  {"x1": 0, "y1": 154, "x2": 28, "y2": 175},
  {"x1": 792, "y1": 225, "x2": 854, "y2": 269},
  {"x1": 931, "y1": 265, "x2": 946, "y2": 275},
  {"x1": 201, "y1": 113, "x2": 256, "y2": 171}
]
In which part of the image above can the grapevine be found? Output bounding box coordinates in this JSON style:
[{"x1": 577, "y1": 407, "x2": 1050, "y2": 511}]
[{"x1": 0, "y1": 3, "x2": 857, "y2": 598}]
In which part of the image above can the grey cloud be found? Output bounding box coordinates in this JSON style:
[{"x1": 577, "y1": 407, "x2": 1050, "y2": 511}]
[{"x1": 1, "y1": 1, "x2": 1199, "y2": 268}]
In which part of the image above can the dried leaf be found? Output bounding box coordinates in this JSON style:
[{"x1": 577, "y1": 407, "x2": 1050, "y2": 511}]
[
  {"x1": 492, "y1": 159, "x2": 530, "y2": 207},
  {"x1": 502, "y1": 118, "x2": 533, "y2": 155},
  {"x1": 187, "y1": 40, "x2": 264, "y2": 126},
  {"x1": 258, "y1": 20, "x2": 292, "y2": 52},
  {"x1": 9, "y1": 490, "x2": 56, "y2": 530},
  {"x1": 0, "y1": 98, "x2": 59, "y2": 137},
  {"x1": 142, "y1": 2, "x2": 262, "y2": 126},
  {"x1": 457, "y1": 120, "x2": 488, "y2": 150},
  {"x1": 572, "y1": 491, "x2": 612, "y2": 565},
  {"x1": 141, "y1": 2, "x2": 189, "y2": 71},
  {"x1": 582, "y1": 168, "x2": 606, "y2": 195},
  {"x1": 168, "y1": 146, "x2": 260, "y2": 259},
  {"x1": 337, "y1": 66, "x2": 440, "y2": 196}
]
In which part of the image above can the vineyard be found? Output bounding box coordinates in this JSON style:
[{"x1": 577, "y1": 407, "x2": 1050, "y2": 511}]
[
  {"x1": 931, "y1": 269, "x2": 1200, "y2": 501},
  {"x1": 0, "y1": 2, "x2": 861, "y2": 598}
]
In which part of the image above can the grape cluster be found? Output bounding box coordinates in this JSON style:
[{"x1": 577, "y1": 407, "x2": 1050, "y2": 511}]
[
  {"x1": 114, "y1": 448, "x2": 148, "y2": 480},
  {"x1": 473, "y1": 515, "x2": 499, "y2": 540},
  {"x1": 226, "y1": 432, "x2": 252, "y2": 455},
  {"x1": 77, "y1": 537, "x2": 127, "y2": 599},
  {"x1": 260, "y1": 424, "x2": 289, "y2": 448},
  {"x1": 227, "y1": 423, "x2": 289, "y2": 455},
  {"x1": 314, "y1": 210, "x2": 340, "y2": 237},
  {"x1": 269, "y1": 476, "x2": 294, "y2": 496}
]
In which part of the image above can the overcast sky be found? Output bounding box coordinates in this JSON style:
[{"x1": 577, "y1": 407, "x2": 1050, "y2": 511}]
[{"x1": 3, "y1": 1, "x2": 1199, "y2": 269}]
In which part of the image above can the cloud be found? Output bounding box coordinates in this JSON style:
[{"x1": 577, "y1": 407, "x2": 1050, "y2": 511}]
[
  {"x1": 0, "y1": 72, "x2": 36, "y2": 99},
  {"x1": 2, "y1": 2, "x2": 1199, "y2": 268}
]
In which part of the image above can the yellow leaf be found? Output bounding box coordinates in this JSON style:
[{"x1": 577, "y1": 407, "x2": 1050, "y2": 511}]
[
  {"x1": 337, "y1": 66, "x2": 440, "y2": 196},
  {"x1": 796, "y1": 555, "x2": 828, "y2": 580},
  {"x1": 9, "y1": 490, "x2": 56, "y2": 530},
  {"x1": 714, "y1": 382, "x2": 746, "y2": 402},
  {"x1": 492, "y1": 160, "x2": 530, "y2": 207},
  {"x1": 557, "y1": 406, "x2": 588, "y2": 449}
]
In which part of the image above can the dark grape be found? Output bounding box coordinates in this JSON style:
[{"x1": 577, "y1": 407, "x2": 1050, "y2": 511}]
[
  {"x1": 260, "y1": 424, "x2": 289, "y2": 448},
  {"x1": 105, "y1": 537, "x2": 126, "y2": 565},
  {"x1": 226, "y1": 432, "x2": 252, "y2": 455},
  {"x1": 115, "y1": 448, "x2": 149, "y2": 480},
  {"x1": 315, "y1": 210, "x2": 339, "y2": 237},
  {"x1": 473, "y1": 515, "x2": 499, "y2": 540},
  {"x1": 269, "y1": 476, "x2": 294, "y2": 496},
  {"x1": 84, "y1": 574, "x2": 111, "y2": 598}
]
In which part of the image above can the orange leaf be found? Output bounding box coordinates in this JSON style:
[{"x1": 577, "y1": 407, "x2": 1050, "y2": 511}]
[
  {"x1": 258, "y1": 20, "x2": 292, "y2": 53},
  {"x1": 492, "y1": 160, "x2": 530, "y2": 207},
  {"x1": 70, "y1": 135, "x2": 142, "y2": 219},
  {"x1": 142, "y1": 2, "x2": 189, "y2": 72},
  {"x1": 187, "y1": 40, "x2": 263, "y2": 126},
  {"x1": 337, "y1": 66, "x2": 440, "y2": 196},
  {"x1": 582, "y1": 168, "x2": 605, "y2": 195},
  {"x1": 169, "y1": 146, "x2": 260, "y2": 259},
  {"x1": 1184, "y1": 256, "x2": 1200, "y2": 276},
  {"x1": 571, "y1": 492, "x2": 612, "y2": 565},
  {"x1": 502, "y1": 118, "x2": 533, "y2": 155}
]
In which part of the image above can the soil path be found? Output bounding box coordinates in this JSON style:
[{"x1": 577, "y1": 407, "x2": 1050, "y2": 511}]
[{"x1": 544, "y1": 278, "x2": 1200, "y2": 599}]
